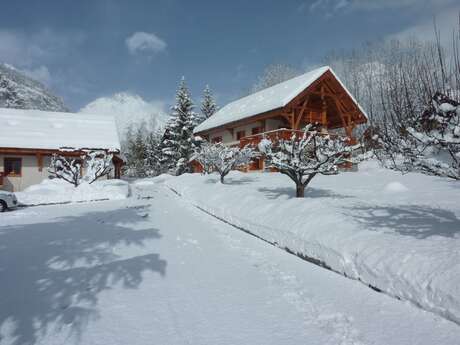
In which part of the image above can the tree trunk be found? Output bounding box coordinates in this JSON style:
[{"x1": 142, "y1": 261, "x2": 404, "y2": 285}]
[
  {"x1": 220, "y1": 174, "x2": 225, "y2": 184},
  {"x1": 295, "y1": 183, "x2": 305, "y2": 198}
]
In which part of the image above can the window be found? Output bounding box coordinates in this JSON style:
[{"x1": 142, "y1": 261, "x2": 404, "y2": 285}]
[
  {"x1": 4, "y1": 157, "x2": 22, "y2": 176},
  {"x1": 236, "y1": 130, "x2": 246, "y2": 140},
  {"x1": 211, "y1": 136, "x2": 222, "y2": 143},
  {"x1": 251, "y1": 127, "x2": 261, "y2": 135}
]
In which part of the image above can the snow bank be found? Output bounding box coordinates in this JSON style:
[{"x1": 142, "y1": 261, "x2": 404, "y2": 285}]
[
  {"x1": 16, "y1": 178, "x2": 130, "y2": 206},
  {"x1": 163, "y1": 161, "x2": 460, "y2": 324}
]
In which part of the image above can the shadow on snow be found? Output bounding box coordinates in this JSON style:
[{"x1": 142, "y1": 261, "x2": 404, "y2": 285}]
[
  {"x1": 0, "y1": 206, "x2": 167, "y2": 345},
  {"x1": 347, "y1": 204, "x2": 460, "y2": 239},
  {"x1": 204, "y1": 175, "x2": 259, "y2": 185},
  {"x1": 257, "y1": 186, "x2": 353, "y2": 200}
]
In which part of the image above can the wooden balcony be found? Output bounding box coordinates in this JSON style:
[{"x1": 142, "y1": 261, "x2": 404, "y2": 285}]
[{"x1": 239, "y1": 128, "x2": 357, "y2": 148}]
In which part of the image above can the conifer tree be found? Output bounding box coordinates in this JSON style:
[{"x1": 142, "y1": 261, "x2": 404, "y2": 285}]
[
  {"x1": 200, "y1": 85, "x2": 217, "y2": 122},
  {"x1": 159, "y1": 77, "x2": 199, "y2": 175},
  {"x1": 145, "y1": 129, "x2": 163, "y2": 176}
]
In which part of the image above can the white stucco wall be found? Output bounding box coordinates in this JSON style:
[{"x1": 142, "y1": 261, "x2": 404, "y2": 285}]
[
  {"x1": 0, "y1": 154, "x2": 52, "y2": 192},
  {"x1": 0, "y1": 154, "x2": 115, "y2": 192}
]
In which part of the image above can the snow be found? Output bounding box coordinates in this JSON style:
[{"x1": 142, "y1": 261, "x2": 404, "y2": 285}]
[
  {"x1": 383, "y1": 181, "x2": 409, "y2": 193},
  {"x1": 194, "y1": 66, "x2": 368, "y2": 133},
  {"x1": 0, "y1": 63, "x2": 68, "y2": 112},
  {"x1": 0, "y1": 108, "x2": 121, "y2": 152},
  {"x1": 1, "y1": 182, "x2": 459, "y2": 344},
  {"x1": 163, "y1": 160, "x2": 460, "y2": 325},
  {"x1": 79, "y1": 92, "x2": 168, "y2": 136},
  {"x1": 439, "y1": 102, "x2": 456, "y2": 112},
  {"x1": 15, "y1": 178, "x2": 129, "y2": 206}
]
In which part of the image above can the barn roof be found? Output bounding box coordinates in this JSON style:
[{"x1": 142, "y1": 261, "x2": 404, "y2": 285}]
[
  {"x1": 0, "y1": 108, "x2": 121, "y2": 152},
  {"x1": 194, "y1": 66, "x2": 368, "y2": 134}
]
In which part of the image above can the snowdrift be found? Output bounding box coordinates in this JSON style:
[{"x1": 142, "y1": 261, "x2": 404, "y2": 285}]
[
  {"x1": 163, "y1": 161, "x2": 460, "y2": 324},
  {"x1": 16, "y1": 178, "x2": 130, "y2": 206}
]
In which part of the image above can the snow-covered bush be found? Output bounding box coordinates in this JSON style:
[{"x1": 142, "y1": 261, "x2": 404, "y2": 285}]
[
  {"x1": 194, "y1": 142, "x2": 256, "y2": 183},
  {"x1": 260, "y1": 125, "x2": 358, "y2": 197},
  {"x1": 82, "y1": 150, "x2": 113, "y2": 184},
  {"x1": 48, "y1": 155, "x2": 82, "y2": 187},
  {"x1": 374, "y1": 92, "x2": 460, "y2": 179},
  {"x1": 49, "y1": 150, "x2": 113, "y2": 187}
]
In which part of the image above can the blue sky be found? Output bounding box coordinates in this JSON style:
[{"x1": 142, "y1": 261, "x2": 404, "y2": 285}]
[{"x1": 0, "y1": 0, "x2": 458, "y2": 112}]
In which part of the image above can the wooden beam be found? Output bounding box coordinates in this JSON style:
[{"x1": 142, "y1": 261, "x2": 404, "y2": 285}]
[
  {"x1": 36, "y1": 153, "x2": 43, "y2": 172},
  {"x1": 294, "y1": 96, "x2": 309, "y2": 130},
  {"x1": 331, "y1": 95, "x2": 348, "y2": 129},
  {"x1": 310, "y1": 91, "x2": 346, "y2": 99}
]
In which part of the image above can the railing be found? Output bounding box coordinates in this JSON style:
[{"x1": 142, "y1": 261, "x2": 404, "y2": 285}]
[{"x1": 239, "y1": 128, "x2": 357, "y2": 148}]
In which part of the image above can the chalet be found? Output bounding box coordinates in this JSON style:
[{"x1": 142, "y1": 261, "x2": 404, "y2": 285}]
[
  {"x1": 194, "y1": 66, "x2": 368, "y2": 170},
  {"x1": 0, "y1": 108, "x2": 123, "y2": 192}
]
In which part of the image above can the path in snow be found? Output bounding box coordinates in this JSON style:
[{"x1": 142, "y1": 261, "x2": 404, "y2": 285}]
[{"x1": 0, "y1": 184, "x2": 459, "y2": 344}]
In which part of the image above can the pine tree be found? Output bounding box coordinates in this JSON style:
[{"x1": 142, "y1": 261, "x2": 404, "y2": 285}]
[
  {"x1": 132, "y1": 125, "x2": 148, "y2": 177},
  {"x1": 200, "y1": 85, "x2": 217, "y2": 122},
  {"x1": 159, "y1": 77, "x2": 199, "y2": 175},
  {"x1": 123, "y1": 122, "x2": 149, "y2": 177},
  {"x1": 145, "y1": 129, "x2": 163, "y2": 176},
  {"x1": 158, "y1": 118, "x2": 178, "y2": 173}
]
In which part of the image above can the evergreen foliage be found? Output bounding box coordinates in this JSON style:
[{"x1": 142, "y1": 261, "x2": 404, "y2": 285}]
[
  {"x1": 200, "y1": 85, "x2": 218, "y2": 122},
  {"x1": 159, "y1": 77, "x2": 200, "y2": 175}
]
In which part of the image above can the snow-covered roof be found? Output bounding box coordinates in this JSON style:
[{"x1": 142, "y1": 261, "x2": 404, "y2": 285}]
[
  {"x1": 0, "y1": 108, "x2": 121, "y2": 152},
  {"x1": 195, "y1": 66, "x2": 368, "y2": 133}
]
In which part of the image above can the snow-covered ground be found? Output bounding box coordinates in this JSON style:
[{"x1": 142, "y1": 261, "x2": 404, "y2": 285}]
[
  {"x1": 163, "y1": 160, "x2": 460, "y2": 325},
  {"x1": 15, "y1": 179, "x2": 130, "y2": 206},
  {"x1": 1, "y1": 181, "x2": 459, "y2": 344}
]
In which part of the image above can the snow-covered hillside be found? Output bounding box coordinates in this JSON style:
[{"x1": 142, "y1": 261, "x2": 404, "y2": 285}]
[
  {"x1": 163, "y1": 161, "x2": 460, "y2": 325},
  {"x1": 80, "y1": 92, "x2": 168, "y2": 136},
  {"x1": 0, "y1": 63, "x2": 68, "y2": 112}
]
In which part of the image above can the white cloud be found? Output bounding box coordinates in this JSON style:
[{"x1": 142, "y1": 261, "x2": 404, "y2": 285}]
[
  {"x1": 0, "y1": 29, "x2": 85, "y2": 66},
  {"x1": 307, "y1": 0, "x2": 458, "y2": 14},
  {"x1": 79, "y1": 92, "x2": 169, "y2": 137},
  {"x1": 387, "y1": 5, "x2": 460, "y2": 46},
  {"x1": 21, "y1": 66, "x2": 52, "y2": 86},
  {"x1": 125, "y1": 32, "x2": 167, "y2": 56},
  {"x1": 0, "y1": 29, "x2": 85, "y2": 86}
]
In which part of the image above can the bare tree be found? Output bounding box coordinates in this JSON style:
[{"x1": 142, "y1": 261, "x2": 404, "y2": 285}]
[
  {"x1": 251, "y1": 64, "x2": 301, "y2": 93},
  {"x1": 368, "y1": 20, "x2": 460, "y2": 179},
  {"x1": 194, "y1": 142, "x2": 256, "y2": 183},
  {"x1": 82, "y1": 150, "x2": 113, "y2": 184},
  {"x1": 260, "y1": 125, "x2": 358, "y2": 197},
  {"x1": 49, "y1": 150, "x2": 113, "y2": 187},
  {"x1": 373, "y1": 92, "x2": 460, "y2": 179},
  {"x1": 49, "y1": 155, "x2": 82, "y2": 187}
]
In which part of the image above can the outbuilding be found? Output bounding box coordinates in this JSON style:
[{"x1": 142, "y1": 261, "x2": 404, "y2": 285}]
[{"x1": 0, "y1": 108, "x2": 123, "y2": 191}]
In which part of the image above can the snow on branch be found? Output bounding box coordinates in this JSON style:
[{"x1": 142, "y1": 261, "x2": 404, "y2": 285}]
[
  {"x1": 373, "y1": 92, "x2": 460, "y2": 179},
  {"x1": 48, "y1": 155, "x2": 82, "y2": 187},
  {"x1": 48, "y1": 150, "x2": 113, "y2": 187},
  {"x1": 82, "y1": 150, "x2": 113, "y2": 184},
  {"x1": 194, "y1": 142, "x2": 257, "y2": 183},
  {"x1": 260, "y1": 124, "x2": 359, "y2": 197}
]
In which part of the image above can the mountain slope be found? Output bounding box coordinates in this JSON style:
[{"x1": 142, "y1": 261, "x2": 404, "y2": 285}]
[{"x1": 0, "y1": 63, "x2": 68, "y2": 112}]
